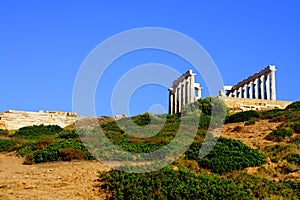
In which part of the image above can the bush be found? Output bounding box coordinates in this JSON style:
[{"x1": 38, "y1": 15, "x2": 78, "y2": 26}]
[
  {"x1": 185, "y1": 137, "x2": 266, "y2": 174},
  {"x1": 225, "y1": 110, "x2": 259, "y2": 123},
  {"x1": 229, "y1": 173, "x2": 300, "y2": 199},
  {"x1": 99, "y1": 167, "x2": 252, "y2": 200},
  {"x1": 245, "y1": 119, "x2": 256, "y2": 126},
  {"x1": 182, "y1": 97, "x2": 228, "y2": 118},
  {"x1": 131, "y1": 113, "x2": 151, "y2": 126},
  {"x1": 58, "y1": 129, "x2": 79, "y2": 139},
  {"x1": 0, "y1": 139, "x2": 18, "y2": 152},
  {"x1": 286, "y1": 154, "x2": 300, "y2": 166},
  {"x1": 265, "y1": 128, "x2": 293, "y2": 142},
  {"x1": 14, "y1": 125, "x2": 63, "y2": 139},
  {"x1": 25, "y1": 139, "x2": 92, "y2": 163},
  {"x1": 292, "y1": 122, "x2": 300, "y2": 133},
  {"x1": 232, "y1": 125, "x2": 243, "y2": 132},
  {"x1": 286, "y1": 101, "x2": 300, "y2": 110}
]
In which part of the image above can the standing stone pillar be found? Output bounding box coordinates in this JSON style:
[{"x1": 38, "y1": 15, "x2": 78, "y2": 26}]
[
  {"x1": 186, "y1": 79, "x2": 190, "y2": 105},
  {"x1": 243, "y1": 85, "x2": 247, "y2": 98},
  {"x1": 190, "y1": 74, "x2": 195, "y2": 102},
  {"x1": 254, "y1": 78, "x2": 259, "y2": 99},
  {"x1": 238, "y1": 87, "x2": 243, "y2": 98},
  {"x1": 168, "y1": 89, "x2": 174, "y2": 114},
  {"x1": 182, "y1": 83, "x2": 185, "y2": 110},
  {"x1": 260, "y1": 75, "x2": 265, "y2": 99},
  {"x1": 248, "y1": 81, "x2": 253, "y2": 99},
  {"x1": 265, "y1": 73, "x2": 271, "y2": 100},
  {"x1": 174, "y1": 87, "x2": 178, "y2": 114},
  {"x1": 178, "y1": 83, "x2": 182, "y2": 113},
  {"x1": 235, "y1": 90, "x2": 238, "y2": 98},
  {"x1": 270, "y1": 67, "x2": 276, "y2": 100}
]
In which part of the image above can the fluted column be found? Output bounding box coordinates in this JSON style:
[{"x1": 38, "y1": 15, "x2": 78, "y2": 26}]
[
  {"x1": 181, "y1": 82, "x2": 185, "y2": 108},
  {"x1": 254, "y1": 78, "x2": 259, "y2": 99},
  {"x1": 270, "y1": 68, "x2": 276, "y2": 100},
  {"x1": 260, "y1": 75, "x2": 265, "y2": 99},
  {"x1": 265, "y1": 73, "x2": 270, "y2": 100},
  {"x1": 248, "y1": 81, "x2": 253, "y2": 99},
  {"x1": 186, "y1": 79, "x2": 190, "y2": 104},
  {"x1": 190, "y1": 74, "x2": 195, "y2": 102},
  {"x1": 178, "y1": 82, "x2": 182, "y2": 113},
  {"x1": 168, "y1": 89, "x2": 174, "y2": 114},
  {"x1": 238, "y1": 87, "x2": 242, "y2": 98},
  {"x1": 243, "y1": 85, "x2": 247, "y2": 98},
  {"x1": 235, "y1": 90, "x2": 238, "y2": 98},
  {"x1": 174, "y1": 87, "x2": 178, "y2": 114}
]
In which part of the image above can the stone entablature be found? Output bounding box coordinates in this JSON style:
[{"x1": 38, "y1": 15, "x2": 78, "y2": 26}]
[
  {"x1": 221, "y1": 65, "x2": 277, "y2": 100},
  {"x1": 168, "y1": 70, "x2": 202, "y2": 114},
  {"x1": 0, "y1": 110, "x2": 81, "y2": 130}
]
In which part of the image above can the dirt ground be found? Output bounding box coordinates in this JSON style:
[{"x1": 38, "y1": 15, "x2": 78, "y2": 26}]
[{"x1": 0, "y1": 153, "x2": 110, "y2": 200}]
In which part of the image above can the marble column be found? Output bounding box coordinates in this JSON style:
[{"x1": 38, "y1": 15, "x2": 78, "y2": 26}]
[
  {"x1": 186, "y1": 79, "x2": 190, "y2": 104},
  {"x1": 248, "y1": 81, "x2": 253, "y2": 99},
  {"x1": 265, "y1": 73, "x2": 271, "y2": 100},
  {"x1": 190, "y1": 74, "x2": 195, "y2": 102},
  {"x1": 254, "y1": 78, "x2": 259, "y2": 99},
  {"x1": 260, "y1": 75, "x2": 265, "y2": 99},
  {"x1": 243, "y1": 85, "x2": 247, "y2": 98},
  {"x1": 181, "y1": 83, "x2": 185, "y2": 108},
  {"x1": 174, "y1": 87, "x2": 178, "y2": 114},
  {"x1": 270, "y1": 69, "x2": 276, "y2": 100},
  {"x1": 178, "y1": 83, "x2": 182, "y2": 113},
  {"x1": 238, "y1": 87, "x2": 243, "y2": 98},
  {"x1": 168, "y1": 89, "x2": 174, "y2": 114}
]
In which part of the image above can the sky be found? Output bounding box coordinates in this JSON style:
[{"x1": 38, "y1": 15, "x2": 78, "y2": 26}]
[{"x1": 0, "y1": 1, "x2": 299, "y2": 117}]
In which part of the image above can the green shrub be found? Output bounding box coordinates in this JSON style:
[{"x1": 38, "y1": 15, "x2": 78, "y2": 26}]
[
  {"x1": 131, "y1": 112, "x2": 151, "y2": 126},
  {"x1": 0, "y1": 139, "x2": 18, "y2": 152},
  {"x1": 286, "y1": 154, "x2": 300, "y2": 166},
  {"x1": 261, "y1": 108, "x2": 285, "y2": 119},
  {"x1": 58, "y1": 129, "x2": 79, "y2": 139},
  {"x1": 286, "y1": 101, "x2": 300, "y2": 110},
  {"x1": 14, "y1": 125, "x2": 63, "y2": 139},
  {"x1": 265, "y1": 128, "x2": 293, "y2": 142},
  {"x1": 225, "y1": 110, "x2": 259, "y2": 123},
  {"x1": 185, "y1": 137, "x2": 266, "y2": 174},
  {"x1": 229, "y1": 173, "x2": 300, "y2": 199},
  {"x1": 292, "y1": 122, "x2": 300, "y2": 133},
  {"x1": 245, "y1": 119, "x2": 256, "y2": 125},
  {"x1": 182, "y1": 97, "x2": 228, "y2": 118},
  {"x1": 25, "y1": 139, "x2": 92, "y2": 163},
  {"x1": 99, "y1": 167, "x2": 252, "y2": 200},
  {"x1": 232, "y1": 125, "x2": 243, "y2": 132},
  {"x1": 32, "y1": 149, "x2": 59, "y2": 163}
]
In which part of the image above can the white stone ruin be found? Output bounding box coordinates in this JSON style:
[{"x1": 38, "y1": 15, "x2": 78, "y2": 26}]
[
  {"x1": 220, "y1": 65, "x2": 277, "y2": 100},
  {"x1": 168, "y1": 70, "x2": 202, "y2": 114}
]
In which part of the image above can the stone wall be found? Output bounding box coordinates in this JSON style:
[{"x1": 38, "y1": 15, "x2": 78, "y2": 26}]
[
  {"x1": 219, "y1": 97, "x2": 292, "y2": 113},
  {"x1": 0, "y1": 110, "x2": 82, "y2": 130}
]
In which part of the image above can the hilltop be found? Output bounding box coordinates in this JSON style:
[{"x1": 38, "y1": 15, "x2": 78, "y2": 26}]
[{"x1": 1, "y1": 98, "x2": 300, "y2": 199}]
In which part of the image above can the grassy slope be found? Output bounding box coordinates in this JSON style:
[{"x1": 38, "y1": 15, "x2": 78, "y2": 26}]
[{"x1": 1, "y1": 102, "x2": 300, "y2": 199}]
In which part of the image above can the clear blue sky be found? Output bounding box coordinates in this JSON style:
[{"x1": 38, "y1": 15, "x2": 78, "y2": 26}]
[{"x1": 0, "y1": 1, "x2": 299, "y2": 116}]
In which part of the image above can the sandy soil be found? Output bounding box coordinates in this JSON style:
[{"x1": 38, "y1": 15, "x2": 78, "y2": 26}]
[
  {"x1": 218, "y1": 119, "x2": 282, "y2": 149},
  {"x1": 0, "y1": 153, "x2": 110, "y2": 200}
]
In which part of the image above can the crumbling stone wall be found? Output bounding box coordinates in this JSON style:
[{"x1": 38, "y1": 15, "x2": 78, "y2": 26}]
[{"x1": 0, "y1": 110, "x2": 82, "y2": 130}]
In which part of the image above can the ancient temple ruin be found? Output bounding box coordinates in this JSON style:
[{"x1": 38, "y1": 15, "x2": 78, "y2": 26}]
[
  {"x1": 169, "y1": 66, "x2": 291, "y2": 113},
  {"x1": 220, "y1": 65, "x2": 277, "y2": 100},
  {"x1": 168, "y1": 70, "x2": 202, "y2": 114}
]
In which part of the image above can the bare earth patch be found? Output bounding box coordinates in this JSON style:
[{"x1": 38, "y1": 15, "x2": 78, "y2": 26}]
[
  {"x1": 219, "y1": 119, "x2": 282, "y2": 149},
  {"x1": 0, "y1": 153, "x2": 110, "y2": 200},
  {"x1": 218, "y1": 119, "x2": 300, "y2": 181}
]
